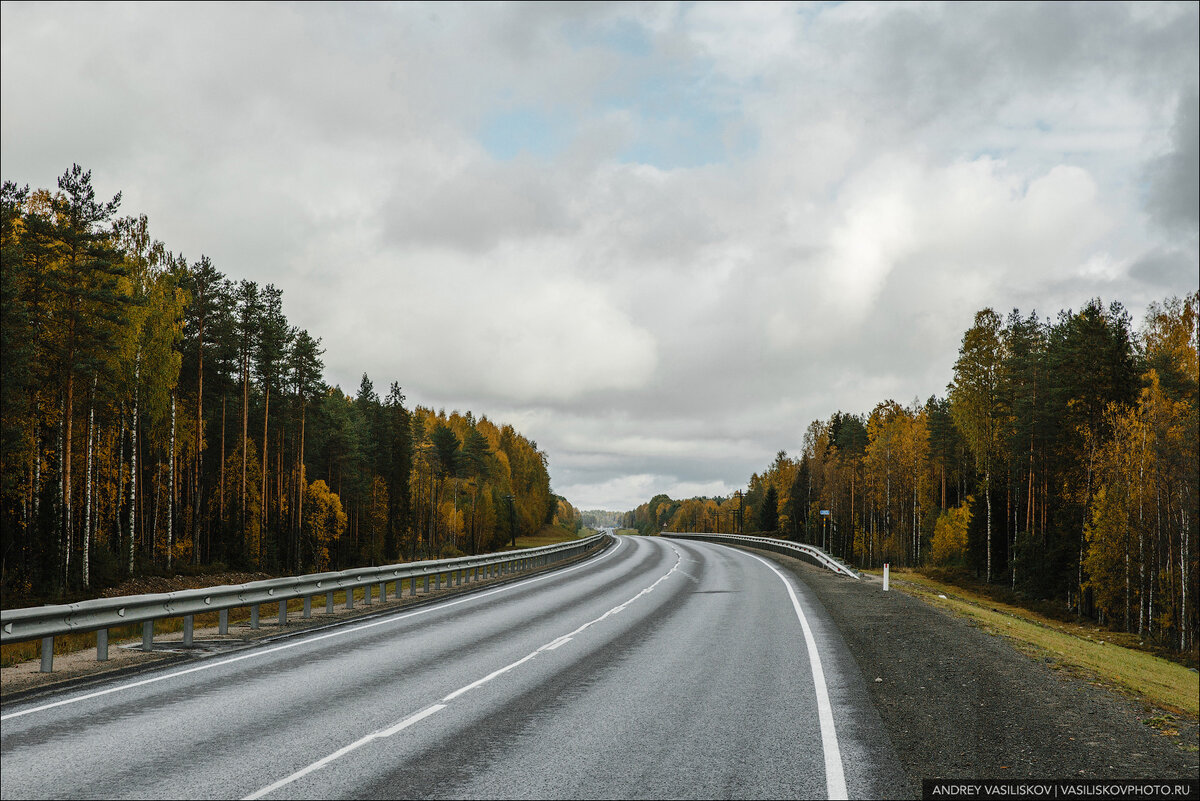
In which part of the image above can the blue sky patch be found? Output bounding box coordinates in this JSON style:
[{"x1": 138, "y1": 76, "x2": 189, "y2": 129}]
[{"x1": 479, "y1": 107, "x2": 570, "y2": 161}]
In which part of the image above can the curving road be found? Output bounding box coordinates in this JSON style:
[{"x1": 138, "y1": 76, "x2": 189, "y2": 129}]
[{"x1": 0, "y1": 535, "x2": 904, "y2": 800}]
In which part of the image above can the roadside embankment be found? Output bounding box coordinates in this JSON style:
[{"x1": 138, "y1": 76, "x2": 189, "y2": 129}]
[{"x1": 742, "y1": 547, "x2": 1200, "y2": 799}]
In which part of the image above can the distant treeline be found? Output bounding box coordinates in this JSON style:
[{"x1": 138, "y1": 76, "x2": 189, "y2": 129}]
[
  {"x1": 580, "y1": 509, "x2": 623, "y2": 529},
  {"x1": 626, "y1": 294, "x2": 1198, "y2": 653},
  {"x1": 1, "y1": 166, "x2": 580, "y2": 604}
]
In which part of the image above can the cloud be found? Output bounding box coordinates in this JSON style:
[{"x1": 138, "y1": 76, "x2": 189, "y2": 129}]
[
  {"x1": 1145, "y1": 88, "x2": 1200, "y2": 237},
  {"x1": 382, "y1": 156, "x2": 575, "y2": 252},
  {"x1": 3, "y1": 2, "x2": 1197, "y2": 513},
  {"x1": 1130, "y1": 249, "x2": 1198, "y2": 287}
]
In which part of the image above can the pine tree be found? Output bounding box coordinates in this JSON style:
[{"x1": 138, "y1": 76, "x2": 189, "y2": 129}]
[
  {"x1": 254, "y1": 283, "x2": 291, "y2": 562},
  {"x1": 48, "y1": 166, "x2": 125, "y2": 589},
  {"x1": 288, "y1": 329, "x2": 324, "y2": 571},
  {"x1": 233, "y1": 280, "x2": 261, "y2": 564}
]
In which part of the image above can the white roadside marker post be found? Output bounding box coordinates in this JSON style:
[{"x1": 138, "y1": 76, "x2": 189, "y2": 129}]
[{"x1": 883, "y1": 563, "x2": 890, "y2": 591}]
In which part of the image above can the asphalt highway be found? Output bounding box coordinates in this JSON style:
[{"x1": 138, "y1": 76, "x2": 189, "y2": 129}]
[{"x1": 0, "y1": 535, "x2": 904, "y2": 800}]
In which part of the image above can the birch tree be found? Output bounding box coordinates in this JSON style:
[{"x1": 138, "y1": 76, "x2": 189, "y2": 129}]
[{"x1": 949, "y1": 309, "x2": 1006, "y2": 582}]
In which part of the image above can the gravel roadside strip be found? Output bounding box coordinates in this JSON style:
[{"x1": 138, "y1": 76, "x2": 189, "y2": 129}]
[{"x1": 740, "y1": 546, "x2": 1200, "y2": 799}]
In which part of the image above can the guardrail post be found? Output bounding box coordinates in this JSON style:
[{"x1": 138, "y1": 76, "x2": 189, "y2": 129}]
[
  {"x1": 326, "y1": 591, "x2": 334, "y2": 613},
  {"x1": 303, "y1": 596, "x2": 312, "y2": 618},
  {"x1": 219, "y1": 609, "x2": 229, "y2": 635},
  {"x1": 184, "y1": 615, "x2": 194, "y2": 646},
  {"x1": 250, "y1": 604, "x2": 260, "y2": 629},
  {"x1": 278, "y1": 600, "x2": 287, "y2": 625},
  {"x1": 40, "y1": 637, "x2": 53, "y2": 672},
  {"x1": 97, "y1": 629, "x2": 108, "y2": 661},
  {"x1": 379, "y1": 581, "x2": 387, "y2": 601},
  {"x1": 364, "y1": 584, "x2": 372, "y2": 605},
  {"x1": 142, "y1": 621, "x2": 154, "y2": 650},
  {"x1": 423, "y1": 574, "x2": 429, "y2": 593},
  {"x1": 435, "y1": 573, "x2": 441, "y2": 591},
  {"x1": 409, "y1": 578, "x2": 416, "y2": 597},
  {"x1": 346, "y1": 588, "x2": 355, "y2": 610}
]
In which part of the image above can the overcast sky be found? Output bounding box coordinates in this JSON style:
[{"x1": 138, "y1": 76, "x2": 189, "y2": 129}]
[{"x1": 3, "y1": 2, "x2": 1197, "y2": 511}]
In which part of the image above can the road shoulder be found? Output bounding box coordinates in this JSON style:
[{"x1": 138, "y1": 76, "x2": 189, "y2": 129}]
[{"x1": 742, "y1": 547, "x2": 1200, "y2": 799}]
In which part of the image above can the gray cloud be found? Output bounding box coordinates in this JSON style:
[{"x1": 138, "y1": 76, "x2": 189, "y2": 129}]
[
  {"x1": 3, "y1": 2, "x2": 1197, "y2": 511},
  {"x1": 1146, "y1": 89, "x2": 1200, "y2": 237},
  {"x1": 1130, "y1": 248, "x2": 1198, "y2": 287}
]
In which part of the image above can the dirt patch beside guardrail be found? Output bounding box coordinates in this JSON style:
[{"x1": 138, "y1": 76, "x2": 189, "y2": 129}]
[{"x1": 740, "y1": 547, "x2": 1199, "y2": 799}]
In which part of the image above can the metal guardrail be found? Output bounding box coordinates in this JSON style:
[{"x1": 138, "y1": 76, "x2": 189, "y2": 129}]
[
  {"x1": 662, "y1": 532, "x2": 860, "y2": 579},
  {"x1": 2, "y1": 532, "x2": 611, "y2": 673}
]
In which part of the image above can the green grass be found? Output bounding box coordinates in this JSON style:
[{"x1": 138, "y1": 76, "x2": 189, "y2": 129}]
[
  {"x1": 884, "y1": 569, "x2": 1199, "y2": 719},
  {"x1": 508, "y1": 524, "x2": 587, "y2": 550},
  {"x1": 615, "y1": 528, "x2": 639, "y2": 536}
]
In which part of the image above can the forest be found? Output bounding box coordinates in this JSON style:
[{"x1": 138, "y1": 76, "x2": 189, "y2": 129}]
[
  {"x1": 626, "y1": 293, "x2": 1199, "y2": 654},
  {"x1": 0, "y1": 166, "x2": 581, "y2": 605}
]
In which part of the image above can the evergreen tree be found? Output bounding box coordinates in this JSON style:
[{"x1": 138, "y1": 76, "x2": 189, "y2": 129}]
[
  {"x1": 382, "y1": 382, "x2": 411, "y2": 560},
  {"x1": 288, "y1": 329, "x2": 324, "y2": 570},
  {"x1": 180, "y1": 255, "x2": 225, "y2": 563},
  {"x1": 758, "y1": 484, "x2": 779, "y2": 533},
  {"x1": 48, "y1": 166, "x2": 126, "y2": 589}
]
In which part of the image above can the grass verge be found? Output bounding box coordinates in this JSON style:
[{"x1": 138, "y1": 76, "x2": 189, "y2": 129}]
[
  {"x1": 882, "y1": 568, "x2": 1199, "y2": 720},
  {"x1": 509, "y1": 524, "x2": 589, "y2": 550}
]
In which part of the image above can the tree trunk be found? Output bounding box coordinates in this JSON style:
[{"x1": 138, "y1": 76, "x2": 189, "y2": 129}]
[
  {"x1": 296, "y1": 404, "x2": 306, "y2": 573},
  {"x1": 220, "y1": 395, "x2": 226, "y2": 527},
  {"x1": 194, "y1": 317, "x2": 204, "y2": 566},
  {"x1": 1180, "y1": 487, "x2": 1189, "y2": 651},
  {"x1": 63, "y1": 375, "x2": 74, "y2": 590},
  {"x1": 115, "y1": 412, "x2": 124, "y2": 552},
  {"x1": 260, "y1": 384, "x2": 269, "y2": 564},
  {"x1": 1138, "y1": 421, "x2": 1146, "y2": 636},
  {"x1": 168, "y1": 393, "x2": 176, "y2": 568},
  {"x1": 128, "y1": 358, "x2": 139, "y2": 576},
  {"x1": 241, "y1": 349, "x2": 249, "y2": 561},
  {"x1": 83, "y1": 376, "x2": 96, "y2": 588},
  {"x1": 985, "y1": 461, "x2": 992, "y2": 584}
]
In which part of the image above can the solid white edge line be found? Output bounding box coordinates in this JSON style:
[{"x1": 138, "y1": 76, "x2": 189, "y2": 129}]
[
  {"x1": 736, "y1": 549, "x2": 849, "y2": 801},
  {"x1": 1, "y1": 537, "x2": 624, "y2": 722}
]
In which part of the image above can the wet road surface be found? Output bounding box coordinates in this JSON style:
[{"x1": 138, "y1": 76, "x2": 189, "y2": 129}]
[{"x1": 0, "y1": 535, "x2": 903, "y2": 799}]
